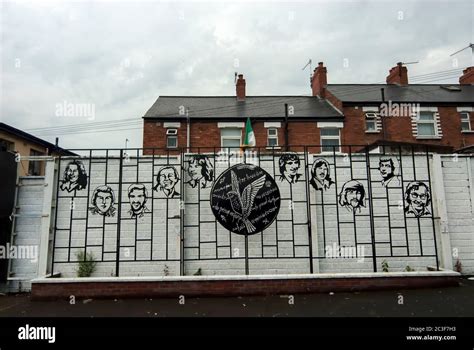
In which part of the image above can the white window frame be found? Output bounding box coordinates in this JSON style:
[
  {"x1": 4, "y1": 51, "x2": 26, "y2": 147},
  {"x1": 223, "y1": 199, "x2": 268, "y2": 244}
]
[
  {"x1": 460, "y1": 111, "x2": 471, "y2": 132},
  {"x1": 365, "y1": 112, "x2": 378, "y2": 132},
  {"x1": 320, "y1": 127, "x2": 341, "y2": 153},
  {"x1": 267, "y1": 128, "x2": 278, "y2": 147},
  {"x1": 416, "y1": 111, "x2": 438, "y2": 137},
  {"x1": 220, "y1": 128, "x2": 242, "y2": 151},
  {"x1": 166, "y1": 128, "x2": 178, "y2": 148}
]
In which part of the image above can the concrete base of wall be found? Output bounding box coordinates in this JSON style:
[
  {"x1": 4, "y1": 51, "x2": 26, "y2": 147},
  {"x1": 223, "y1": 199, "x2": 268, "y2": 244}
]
[{"x1": 31, "y1": 271, "x2": 461, "y2": 300}]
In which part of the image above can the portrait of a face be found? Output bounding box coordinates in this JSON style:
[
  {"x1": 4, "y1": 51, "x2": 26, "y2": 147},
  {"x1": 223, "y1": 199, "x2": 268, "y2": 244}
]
[
  {"x1": 89, "y1": 185, "x2": 116, "y2": 217},
  {"x1": 128, "y1": 184, "x2": 149, "y2": 219},
  {"x1": 154, "y1": 166, "x2": 180, "y2": 198},
  {"x1": 310, "y1": 158, "x2": 334, "y2": 191},
  {"x1": 188, "y1": 160, "x2": 202, "y2": 180},
  {"x1": 278, "y1": 153, "x2": 301, "y2": 184},
  {"x1": 338, "y1": 180, "x2": 366, "y2": 213},
  {"x1": 186, "y1": 155, "x2": 214, "y2": 188},
  {"x1": 378, "y1": 157, "x2": 400, "y2": 187},
  {"x1": 405, "y1": 181, "x2": 431, "y2": 217},
  {"x1": 315, "y1": 163, "x2": 328, "y2": 181},
  {"x1": 66, "y1": 164, "x2": 79, "y2": 183},
  {"x1": 60, "y1": 160, "x2": 88, "y2": 193}
]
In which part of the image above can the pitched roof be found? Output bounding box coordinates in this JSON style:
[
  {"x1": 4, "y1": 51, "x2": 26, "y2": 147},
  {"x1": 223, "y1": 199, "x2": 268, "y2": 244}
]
[
  {"x1": 0, "y1": 123, "x2": 77, "y2": 156},
  {"x1": 143, "y1": 96, "x2": 343, "y2": 120},
  {"x1": 327, "y1": 84, "x2": 474, "y2": 104}
]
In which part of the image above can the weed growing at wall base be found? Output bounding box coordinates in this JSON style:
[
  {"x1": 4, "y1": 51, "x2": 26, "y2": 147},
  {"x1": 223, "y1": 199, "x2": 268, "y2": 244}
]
[{"x1": 76, "y1": 251, "x2": 97, "y2": 277}]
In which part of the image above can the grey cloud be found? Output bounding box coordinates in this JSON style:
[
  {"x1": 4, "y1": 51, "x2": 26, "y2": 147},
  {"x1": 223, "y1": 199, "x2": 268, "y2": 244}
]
[{"x1": 1, "y1": 1, "x2": 472, "y2": 149}]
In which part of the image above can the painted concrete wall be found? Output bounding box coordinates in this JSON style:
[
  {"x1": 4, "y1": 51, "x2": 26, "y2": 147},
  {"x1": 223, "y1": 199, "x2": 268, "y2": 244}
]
[{"x1": 6, "y1": 153, "x2": 474, "y2": 287}]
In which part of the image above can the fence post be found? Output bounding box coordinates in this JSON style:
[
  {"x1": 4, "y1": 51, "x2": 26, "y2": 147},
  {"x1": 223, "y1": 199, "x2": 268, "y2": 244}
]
[
  {"x1": 431, "y1": 154, "x2": 452, "y2": 270},
  {"x1": 365, "y1": 150, "x2": 378, "y2": 272},
  {"x1": 115, "y1": 150, "x2": 124, "y2": 277}
]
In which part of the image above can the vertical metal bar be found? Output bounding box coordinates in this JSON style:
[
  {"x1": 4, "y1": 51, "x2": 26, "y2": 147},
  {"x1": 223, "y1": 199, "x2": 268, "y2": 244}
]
[
  {"x1": 83, "y1": 150, "x2": 93, "y2": 261},
  {"x1": 102, "y1": 150, "x2": 108, "y2": 262},
  {"x1": 135, "y1": 149, "x2": 139, "y2": 261},
  {"x1": 349, "y1": 146, "x2": 358, "y2": 258},
  {"x1": 50, "y1": 155, "x2": 62, "y2": 275},
  {"x1": 227, "y1": 148, "x2": 232, "y2": 259},
  {"x1": 398, "y1": 146, "x2": 410, "y2": 256},
  {"x1": 258, "y1": 147, "x2": 264, "y2": 259},
  {"x1": 425, "y1": 148, "x2": 440, "y2": 270},
  {"x1": 197, "y1": 162, "x2": 201, "y2": 261},
  {"x1": 332, "y1": 146, "x2": 341, "y2": 246},
  {"x1": 151, "y1": 148, "x2": 155, "y2": 261},
  {"x1": 115, "y1": 149, "x2": 124, "y2": 277},
  {"x1": 303, "y1": 147, "x2": 314, "y2": 273},
  {"x1": 244, "y1": 149, "x2": 249, "y2": 275},
  {"x1": 412, "y1": 146, "x2": 424, "y2": 256},
  {"x1": 365, "y1": 148, "x2": 378, "y2": 272},
  {"x1": 213, "y1": 147, "x2": 218, "y2": 260},
  {"x1": 180, "y1": 148, "x2": 185, "y2": 276},
  {"x1": 272, "y1": 146, "x2": 279, "y2": 258}
]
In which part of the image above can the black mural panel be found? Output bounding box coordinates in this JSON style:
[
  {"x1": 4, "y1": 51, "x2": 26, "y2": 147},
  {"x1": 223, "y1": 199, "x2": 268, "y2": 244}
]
[{"x1": 211, "y1": 163, "x2": 281, "y2": 235}]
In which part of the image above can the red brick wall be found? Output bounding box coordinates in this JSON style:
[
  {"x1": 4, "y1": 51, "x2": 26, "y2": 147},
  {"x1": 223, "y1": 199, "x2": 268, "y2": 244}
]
[
  {"x1": 143, "y1": 120, "x2": 187, "y2": 155},
  {"x1": 143, "y1": 108, "x2": 474, "y2": 154},
  {"x1": 143, "y1": 120, "x2": 321, "y2": 153},
  {"x1": 339, "y1": 106, "x2": 474, "y2": 150},
  {"x1": 31, "y1": 275, "x2": 460, "y2": 300}
]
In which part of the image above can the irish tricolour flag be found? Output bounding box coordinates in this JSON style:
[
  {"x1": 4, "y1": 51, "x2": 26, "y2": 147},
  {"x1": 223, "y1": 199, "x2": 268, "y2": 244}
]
[{"x1": 242, "y1": 117, "x2": 256, "y2": 147}]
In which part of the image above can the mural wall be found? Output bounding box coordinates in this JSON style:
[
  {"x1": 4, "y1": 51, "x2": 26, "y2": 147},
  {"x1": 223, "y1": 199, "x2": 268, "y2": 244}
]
[{"x1": 51, "y1": 150, "x2": 441, "y2": 277}]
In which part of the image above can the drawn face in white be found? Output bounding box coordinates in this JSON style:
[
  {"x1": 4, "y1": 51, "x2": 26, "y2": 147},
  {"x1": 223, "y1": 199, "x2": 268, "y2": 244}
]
[
  {"x1": 284, "y1": 159, "x2": 299, "y2": 176},
  {"x1": 379, "y1": 161, "x2": 393, "y2": 179},
  {"x1": 188, "y1": 161, "x2": 203, "y2": 180},
  {"x1": 96, "y1": 191, "x2": 113, "y2": 214},
  {"x1": 129, "y1": 189, "x2": 146, "y2": 211},
  {"x1": 410, "y1": 186, "x2": 428, "y2": 211},
  {"x1": 159, "y1": 168, "x2": 178, "y2": 190},
  {"x1": 66, "y1": 164, "x2": 79, "y2": 183},
  {"x1": 346, "y1": 189, "x2": 362, "y2": 209},
  {"x1": 315, "y1": 164, "x2": 328, "y2": 182}
]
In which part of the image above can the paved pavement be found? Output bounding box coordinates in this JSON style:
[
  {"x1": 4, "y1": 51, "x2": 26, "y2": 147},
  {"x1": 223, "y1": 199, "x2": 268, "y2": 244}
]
[{"x1": 0, "y1": 278, "x2": 473, "y2": 317}]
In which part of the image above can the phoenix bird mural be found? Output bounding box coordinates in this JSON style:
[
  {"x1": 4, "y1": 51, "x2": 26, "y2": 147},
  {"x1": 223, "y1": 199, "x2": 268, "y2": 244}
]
[{"x1": 227, "y1": 170, "x2": 266, "y2": 234}]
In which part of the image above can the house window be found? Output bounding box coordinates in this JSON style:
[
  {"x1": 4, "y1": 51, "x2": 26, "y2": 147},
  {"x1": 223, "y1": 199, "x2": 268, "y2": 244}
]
[
  {"x1": 0, "y1": 138, "x2": 14, "y2": 152},
  {"x1": 320, "y1": 128, "x2": 340, "y2": 152},
  {"x1": 417, "y1": 112, "x2": 437, "y2": 137},
  {"x1": 461, "y1": 112, "x2": 471, "y2": 132},
  {"x1": 28, "y1": 149, "x2": 44, "y2": 176},
  {"x1": 267, "y1": 128, "x2": 278, "y2": 147},
  {"x1": 221, "y1": 128, "x2": 241, "y2": 151},
  {"x1": 166, "y1": 129, "x2": 178, "y2": 148},
  {"x1": 365, "y1": 112, "x2": 378, "y2": 132}
]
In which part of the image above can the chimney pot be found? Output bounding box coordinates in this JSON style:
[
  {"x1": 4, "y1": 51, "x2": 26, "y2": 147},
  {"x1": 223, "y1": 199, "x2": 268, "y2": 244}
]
[
  {"x1": 386, "y1": 63, "x2": 409, "y2": 85},
  {"x1": 459, "y1": 66, "x2": 474, "y2": 85},
  {"x1": 310, "y1": 61, "x2": 328, "y2": 97},
  {"x1": 236, "y1": 74, "x2": 246, "y2": 101}
]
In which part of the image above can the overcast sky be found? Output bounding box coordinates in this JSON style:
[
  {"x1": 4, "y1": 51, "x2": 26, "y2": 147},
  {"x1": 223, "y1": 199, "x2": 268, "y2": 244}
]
[{"x1": 1, "y1": 0, "x2": 473, "y2": 150}]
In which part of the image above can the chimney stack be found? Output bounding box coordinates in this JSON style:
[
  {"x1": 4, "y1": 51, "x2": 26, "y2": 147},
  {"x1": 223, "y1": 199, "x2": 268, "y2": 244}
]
[
  {"x1": 459, "y1": 67, "x2": 474, "y2": 85},
  {"x1": 311, "y1": 62, "x2": 328, "y2": 97},
  {"x1": 236, "y1": 74, "x2": 246, "y2": 101},
  {"x1": 386, "y1": 62, "x2": 409, "y2": 85}
]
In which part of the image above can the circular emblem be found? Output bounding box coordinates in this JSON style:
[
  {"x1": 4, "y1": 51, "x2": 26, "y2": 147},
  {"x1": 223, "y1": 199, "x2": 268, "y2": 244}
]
[{"x1": 210, "y1": 164, "x2": 281, "y2": 235}]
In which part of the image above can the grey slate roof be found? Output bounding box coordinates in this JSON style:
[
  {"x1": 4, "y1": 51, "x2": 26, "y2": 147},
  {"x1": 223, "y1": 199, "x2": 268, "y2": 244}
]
[
  {"x1": 327, "y1": 84, "x2": 474, "y2": 104},
  {"x1": 143, "y1": 96, "x2": 343, "y2": 120}
]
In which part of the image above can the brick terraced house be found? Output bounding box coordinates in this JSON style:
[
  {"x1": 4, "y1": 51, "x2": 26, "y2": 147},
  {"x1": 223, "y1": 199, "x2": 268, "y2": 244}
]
[{"x1": 143, "y1": 64, "x2": 474, "y2": 153}]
